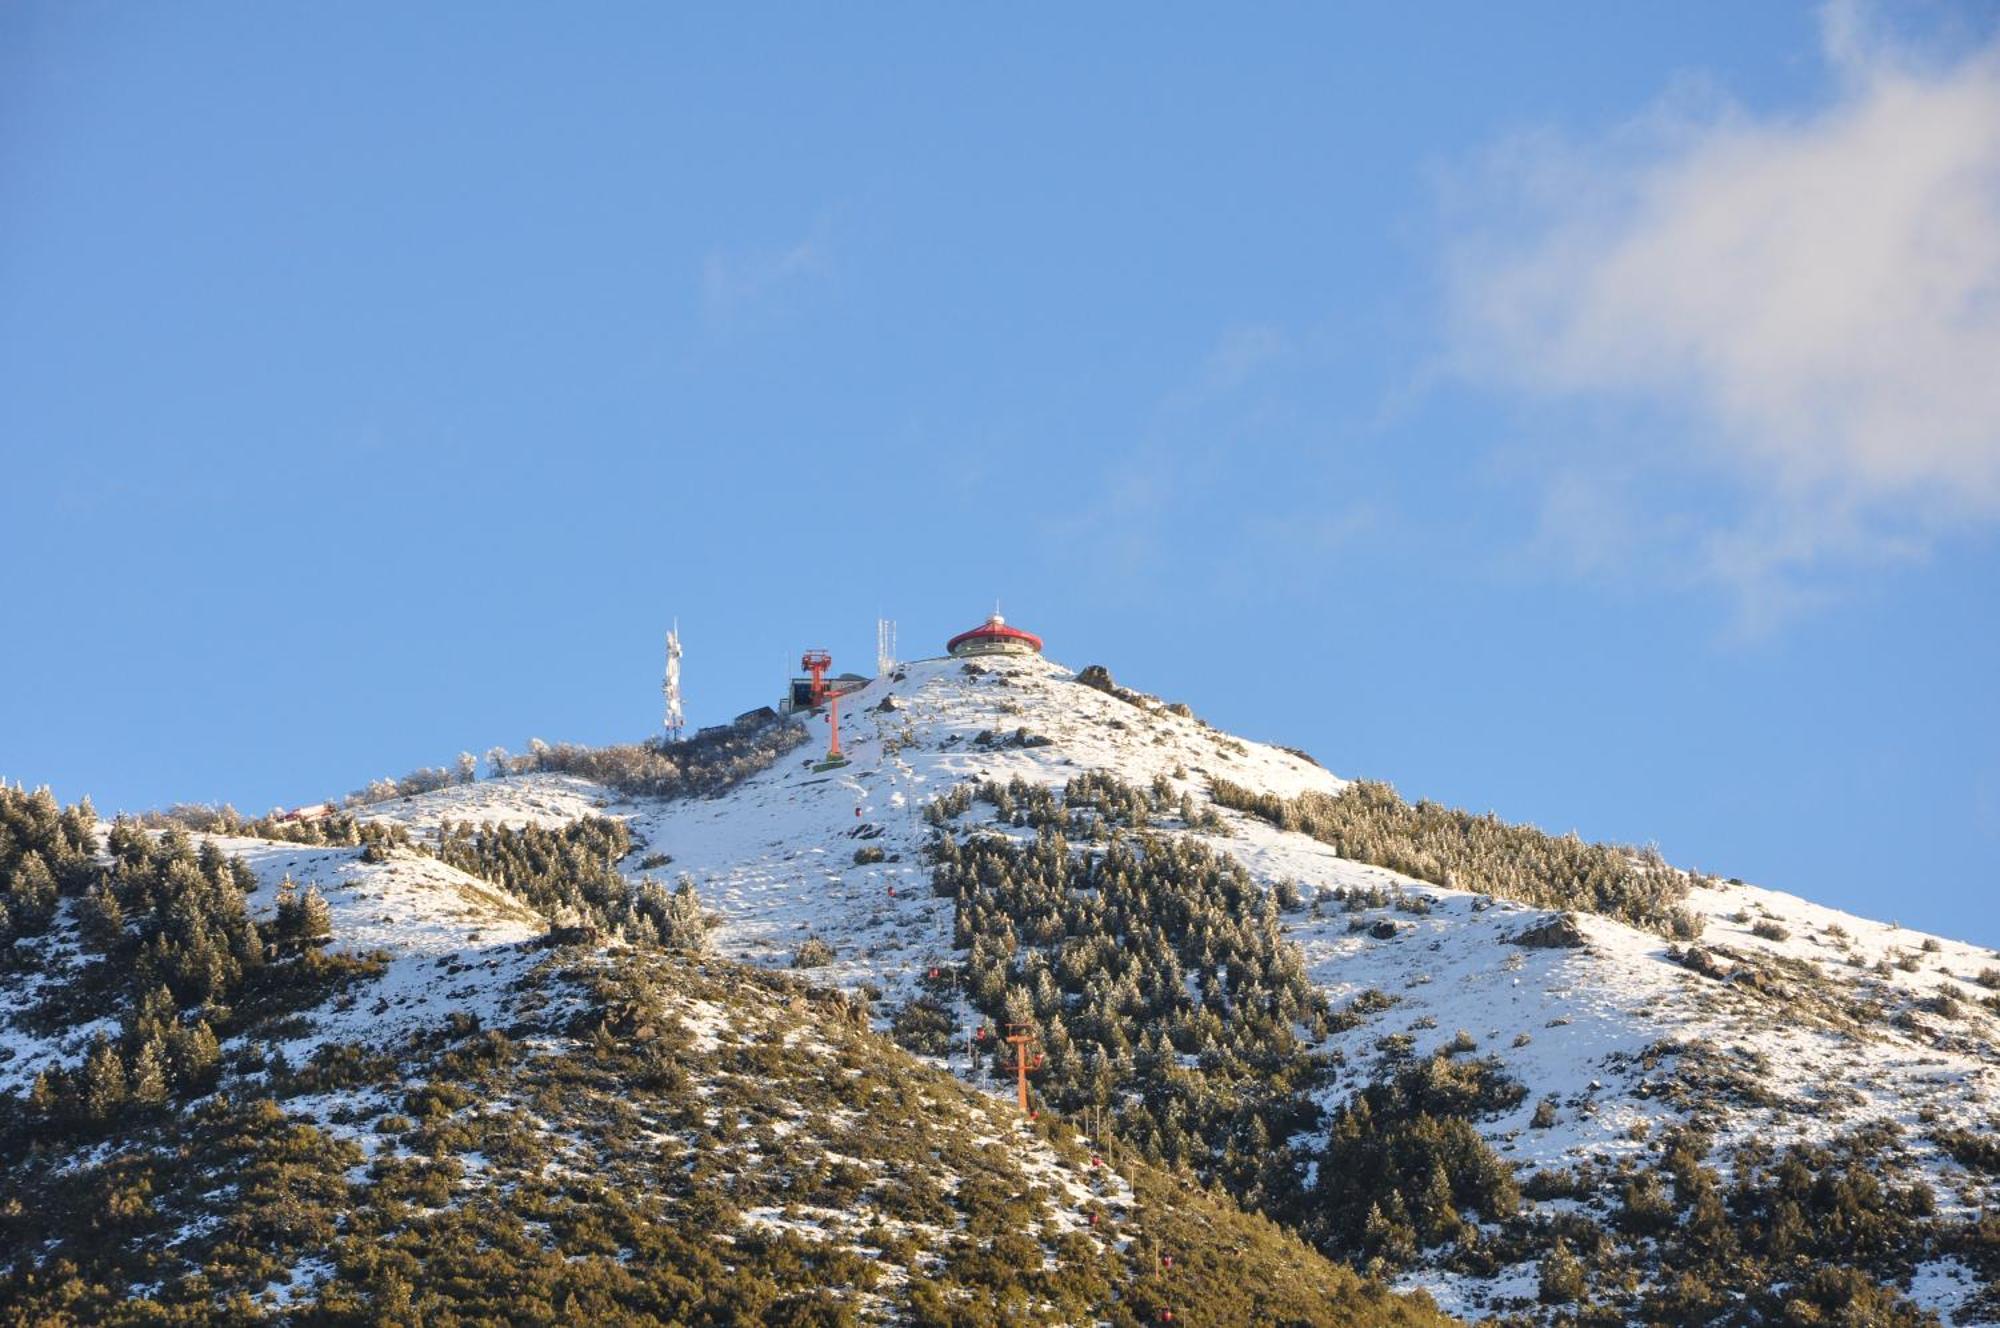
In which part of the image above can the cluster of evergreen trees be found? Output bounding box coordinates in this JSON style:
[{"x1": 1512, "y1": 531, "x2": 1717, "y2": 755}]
[
  {"x1": 1307, "y1": 1052, "x2": 1526, "y2": 1270},
  {"x1": 1, "y1": 784, "x2": 100, "y2": 941},
  {"x1": 139, "y1": 801, "x2": 381, "y2": 848},
  {"x1": 922, "y1": 806, "x2": 1333, "y2": 1217},
  {"x1": 487, "y1": 716, "x2": 808, "y2": 801},
  {"x1": 1522, "y1": 1124, "x2": 1972, "y2": 1324},
  {"x1": 433, "y1": 816, "x2": 708, "y2": 949},
  {"x1": 2, "y1": 788, "x2": 351, "y2": 1141},
  {"x1": 334, "y1": 713, "x2": 807, "y2": 811},
  {"x1": 27, "y1": 987, "x2": 224, "y2": 1133},
  {"x1": 1211, "y1": 777, "x2": 1706, "y2": 937},
  {"x1": 922, "y1": 771, "x2": 1221, "y2": 836}
]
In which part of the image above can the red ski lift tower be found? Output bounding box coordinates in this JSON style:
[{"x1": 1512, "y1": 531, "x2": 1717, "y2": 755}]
[
  {"x1": 802, "y1": 650, "x2": 851, "y2": 772},
  {"x1": 1005, "y1": 1022, "x2": 1043, "y2": 1114},
  {"x1": 799, "y1": 650, "x2": 833, "y2": 705}
]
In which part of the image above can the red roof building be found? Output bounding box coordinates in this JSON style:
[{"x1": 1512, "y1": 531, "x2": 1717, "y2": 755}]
[{"x1": 946, "y1": 613, "x2": 1043, "y2": 658}]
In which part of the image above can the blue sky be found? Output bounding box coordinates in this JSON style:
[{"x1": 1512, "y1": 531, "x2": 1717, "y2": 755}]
[{"x1": 4, "y1": 3, "x2": 1997, "y2": 944}]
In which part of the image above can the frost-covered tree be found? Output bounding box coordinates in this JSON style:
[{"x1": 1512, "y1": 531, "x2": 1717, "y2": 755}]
[
  {"x1": 273, "y1": 877, "x2": 333, "y2": 952},
  {"x1": 6, "y1": 851, "x2": 58, "y2": 935},
  {"x1": 128, "y1": 1037, "x2": 169, "y2": 1108},
  {"x1": 80, "y1": 1037, "x2": 127, "y2": 1124},
  {"x1": 78, "y1": 882, "x2": 124, "y2": 951}
]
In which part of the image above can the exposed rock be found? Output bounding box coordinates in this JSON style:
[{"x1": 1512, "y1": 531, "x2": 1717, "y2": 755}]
[
  {"x1": 1508, "y1": 913, "x2": 1588, "y2": 950},
  {"x1": 1076, "y1": 663, "x2": 1117, "y2": 692},
  {"x1": 1669, "y1": 944, "x2": 1730, "y2": 980}
]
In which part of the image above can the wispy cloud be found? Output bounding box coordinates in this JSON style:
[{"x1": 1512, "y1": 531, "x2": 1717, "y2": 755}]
[
  {"x1": 1176, "y1": 324, "x2": 1291, "y2": 404},
  {"x1": 700, "y1": 222, "x2": 832, "y2": 326},
  {"x1": 1445, "y1": 2, "x2": 2000, "y2": 623}
]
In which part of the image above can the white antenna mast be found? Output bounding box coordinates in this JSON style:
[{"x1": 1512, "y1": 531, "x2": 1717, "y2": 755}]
[
  {"x1": 663, "y1": 621, "x2": 684, "y2": 741},
  {"x1": 876, "y1": 616, "x2": 897, "y2": 676}
]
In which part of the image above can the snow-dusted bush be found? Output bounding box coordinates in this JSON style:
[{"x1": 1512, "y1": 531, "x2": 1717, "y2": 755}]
[{"x1": 791, "y1": 936, "x2": 835, "y2": 969}]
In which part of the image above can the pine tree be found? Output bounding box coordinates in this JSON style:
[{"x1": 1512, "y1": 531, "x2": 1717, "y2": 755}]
[
  {"x1": 79, "y1": 882, "x2": 125, "y2": 952},
  {"x1": 29, "y1": 1070, "x2": 59, "y2": 1116},
  {"x1": 274, "y1": 877, "x2": 301, "y2": 943},
  {"x1": 272, "y1": 877, "x2": 331, "y2": 952},
  {"x1": 1420, "y1": 1160, "x2": 1459, "y2": 1238},
  {"x1": 7, "y1": 850, "x2": 59, "y2": 933},
  {"x1": 168, "y1": 1019, "x2": 221, "y2": 1093},
  {"x1": 196, "y1": 839, "x2": 230, "y2": 886},
  {"x1": 131, "y1": 984, "x2": 177, "y2": 1044},
  {"x1": 129, "y1": 1036, "x2": 169, "y2": 1107},
  {"x1": 297, "y1": 885, "x2": 332, "y2": 946},
  {"x1": 59, "y1": 795, "x2": 99, "y2": 863},
  {"x1": 81, "y1": 1037, "x2": 128, "y2": 1123}
]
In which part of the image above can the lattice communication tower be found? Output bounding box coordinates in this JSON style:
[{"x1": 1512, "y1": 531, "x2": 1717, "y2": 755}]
[
  {"x1": 876, "y1": 617, "x2": 898, "y2": 676},
  {"x1": 663, "y1": 622, "x2": 684, "y2": 742}
]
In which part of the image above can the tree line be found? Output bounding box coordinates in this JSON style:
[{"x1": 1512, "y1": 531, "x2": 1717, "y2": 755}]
[{"x1": 1211, "y1": 777, "x2": 1707, "y2": 938}]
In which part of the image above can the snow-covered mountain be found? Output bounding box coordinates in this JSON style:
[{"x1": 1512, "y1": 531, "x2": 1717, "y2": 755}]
[
  {"x1": 361, "y1": 650, "x2": 1999, "y2": 1324},
  {"x1": 3, "y1": 646, "x2": 1994, "y2": 1324}
]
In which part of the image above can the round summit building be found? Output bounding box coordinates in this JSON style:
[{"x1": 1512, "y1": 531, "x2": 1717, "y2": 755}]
[{"x1": 946, "y1": 613, "x2": 1043, "y2": 659}]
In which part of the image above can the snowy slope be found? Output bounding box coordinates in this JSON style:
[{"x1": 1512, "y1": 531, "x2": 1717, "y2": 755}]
[{"x1": 343, "y1": 650, "x2": 2000, "y2": 1324}]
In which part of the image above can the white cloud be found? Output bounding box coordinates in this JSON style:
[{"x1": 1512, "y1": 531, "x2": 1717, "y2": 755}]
[{"x1": 1448, "y1": 4, "x2": 2000, "y2": 615}]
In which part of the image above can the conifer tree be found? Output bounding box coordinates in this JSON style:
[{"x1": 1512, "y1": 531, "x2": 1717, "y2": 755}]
[
  {"x1": 129, "y1": 1037, "x2": 169, "y2": 1108},
  {"x1": 7, "y1": 850, "x2": 59, "y2": 934},
  {"x1": 79, "y1": 882, "x2": 125, "y2": 951},
  {"x1": 274, "y1": 877, "x2": 302, "y2": 946},
  {"x1": 81, "y1": 1037, "x2": 128, "y2": 1124},
  {"x1": 28, "y1": 1070, "x2": 58, "y2": 1116},
  {"x1": 297, "y1": 884, "x2": 332, "y2": 946},
  {"x1": 169, "y1": 1019, "x2": 221, "y2": 1093}
]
